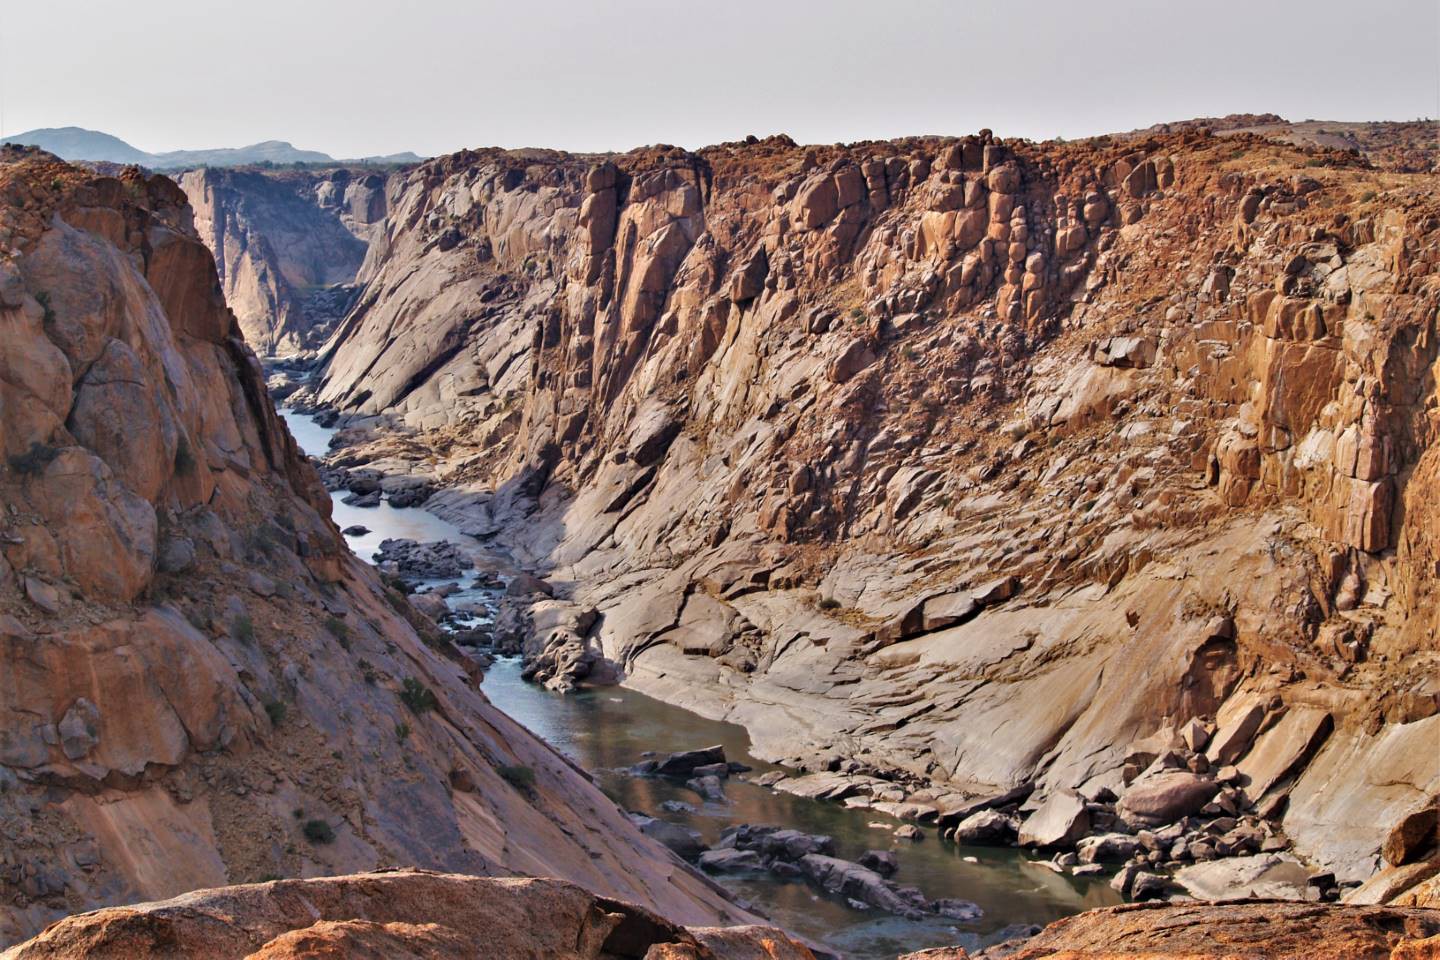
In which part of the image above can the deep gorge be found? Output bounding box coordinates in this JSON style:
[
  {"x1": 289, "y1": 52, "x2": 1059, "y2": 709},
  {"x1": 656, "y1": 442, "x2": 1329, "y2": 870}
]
[{"x1": 1, "y1": 109, "x2": 1437, "y2": 959}]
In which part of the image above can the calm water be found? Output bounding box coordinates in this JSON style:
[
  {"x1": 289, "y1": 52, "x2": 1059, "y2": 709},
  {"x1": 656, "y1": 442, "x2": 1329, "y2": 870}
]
[{"x1": 279, "y1": 408, "x2": 1117, "y2": 959}]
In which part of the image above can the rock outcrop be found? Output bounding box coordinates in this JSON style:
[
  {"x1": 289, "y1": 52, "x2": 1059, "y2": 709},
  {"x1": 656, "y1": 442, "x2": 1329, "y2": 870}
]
[
  {"x1": 178, "y1": 167, "x2": 390, "y2": 353},
  {"x1": 290, "y1": 126, "x2": 1438, "y2": 892},
  {"x1": 0, "y1": 146, "x2": 756, "y2": 947},
  {"x1": 0, "y1": 869, "x2": 814, "y2": 959},
  {"x1": 899, "y1": 900, "x2": 1440, "y2": 959}
]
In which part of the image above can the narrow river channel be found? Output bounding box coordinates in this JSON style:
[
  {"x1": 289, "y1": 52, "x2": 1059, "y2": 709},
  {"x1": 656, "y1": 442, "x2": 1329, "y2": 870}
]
[{"x1": 280, "y1": 408, "x2": 1117, "y2": 959}]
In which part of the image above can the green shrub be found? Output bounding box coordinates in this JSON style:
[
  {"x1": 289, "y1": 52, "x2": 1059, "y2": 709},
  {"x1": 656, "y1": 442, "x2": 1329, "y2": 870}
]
[
  {"x1": 324, "y1": 616, "x2": 351, "y2": 649},
  {"x1": 395, "y1": 721, "x2": 411, "y2": 742},
  {"x1": 499, "y1": 764, "x2": 536, "y2": 792},
  {"x1": 301, "y1": 819, "x2": 335, "y2": 844},
  {"x1": 233, "y1": 614, "x2": 256, "y2": 645},
  {"x1": 264, "y1": 700, "x2": 287, "y2": 726},
  {"x1": 399, "y1": 677, "x2": 438, "y2": 714},
  {"x1": 8, "y1": 441, "x2": 59, "y2": 476}
]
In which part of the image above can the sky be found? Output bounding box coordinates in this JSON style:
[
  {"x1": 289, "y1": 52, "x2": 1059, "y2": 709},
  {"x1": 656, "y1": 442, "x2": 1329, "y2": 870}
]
[{"x1": 1, "y1": 0, "x2": 1436, "y2": 159}]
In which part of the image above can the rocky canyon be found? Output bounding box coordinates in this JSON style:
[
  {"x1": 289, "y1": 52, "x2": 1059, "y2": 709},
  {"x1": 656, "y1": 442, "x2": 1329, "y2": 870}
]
[{"x1": 1, "y1": 108, "x2": 1437, "y2": 959}]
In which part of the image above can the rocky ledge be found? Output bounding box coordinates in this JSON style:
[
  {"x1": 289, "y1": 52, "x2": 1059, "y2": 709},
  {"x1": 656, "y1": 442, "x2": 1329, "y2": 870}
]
[
  {"x1": 0, "y1": 869, "x2": 816, "y2": 960},
  {"x1": 900, "y1": 900, "x2": 1440, "y2": 959}
]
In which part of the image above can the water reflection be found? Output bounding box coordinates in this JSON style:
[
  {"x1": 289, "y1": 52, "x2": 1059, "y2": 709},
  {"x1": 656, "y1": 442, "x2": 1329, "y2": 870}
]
[{"x1": 482, "y1": 660, "x2": 1118, "y2": 959}]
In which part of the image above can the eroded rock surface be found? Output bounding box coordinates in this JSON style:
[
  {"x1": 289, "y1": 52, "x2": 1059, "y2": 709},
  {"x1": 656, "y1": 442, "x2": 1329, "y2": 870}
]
[
  {"x1": 285, "y1": 126, "x2": 1438, "y2": 894},
  {"x1": 0, "y1": 147, "x2": 756, "y2": 947},
  {"x1": 0, "y1": 869, "x2": 815, "y2": 960}
]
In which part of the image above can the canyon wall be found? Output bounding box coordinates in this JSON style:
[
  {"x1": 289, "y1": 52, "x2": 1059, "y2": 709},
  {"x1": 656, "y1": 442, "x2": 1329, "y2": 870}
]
[
  {"x1": 298, "y1": 126, "x2": 1440, "y2": 887},
  {"x1": 178, "y1": 167, "x2": 390, "y2": 354},
  {"x1": 0, "y1": 147, "x2": 758, "y2": 946}
]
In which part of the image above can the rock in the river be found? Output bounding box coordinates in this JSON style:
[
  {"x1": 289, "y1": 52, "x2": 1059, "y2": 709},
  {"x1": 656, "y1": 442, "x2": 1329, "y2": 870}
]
[
  {"x1": 1019, "y1": 791, "x2": 1090, "y2": 848},
  {"x1": 635, "y1": 816, "x2": 706, "y2": 860},
  {"x1": 686, "y1": 774, "x2": 727, "y2": 802},
  {"x1": 798, "y1": 854, "x2": 929, "y2": 919},
  {"x1": 655, "y1": 745, "x2": 727, "y2": 777},
  {"x1": 930, "y1": 897, "x2": 983, "y2": 921},
  {"x1": 895, "y1": 824, "x2": 923, "y2": 841},
  {"x1": 374, "y1": 538, "x2": 474, "y2": 579},
  {"x1": 858, "y1": 849, "x2": 899, "y2": 877},
  {"x1": 342, "y1": 525, "x2": 370, "y2": 536},
  {"x1": 699, "y1": 848, "x2": 765, "y2": 873},
  {"x1": 950, "y1": 809, "x2": 1019, "y2": 845}
]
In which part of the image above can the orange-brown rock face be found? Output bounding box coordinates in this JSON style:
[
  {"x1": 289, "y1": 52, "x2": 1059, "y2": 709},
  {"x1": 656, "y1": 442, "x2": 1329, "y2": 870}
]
[
  {"x1": 296, "y1": 123, "x2": 1440, "y2": 894},
  {"x1": 900, "y1": 900, "x2": 1440, "y2": 959},
  {"x1": 0, "y1": 147, "x2": 756, "y2": 947},
  {"x1": 0, "y1": 870, "x2": 815, "y2": 960}
]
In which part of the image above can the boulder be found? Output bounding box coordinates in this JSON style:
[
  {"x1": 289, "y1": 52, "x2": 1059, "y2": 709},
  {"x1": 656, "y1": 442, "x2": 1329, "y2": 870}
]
[
  {"x1": 654, "y1": 745, "x2": 726, "y2": 777},
  {"x1": 950, "y1": 809, "x2": 1018, "y2": 845},
  {"x1": 858, "y1": 850, "x2": 898, "y2": 877},
  {"x1": 698, "y1": 848, "x2": 764, "y2": 873},
  {"x1": 1383, "y1": 802, "x2": 1439, "y2": 867},
  {"x1": 1174, "y1": 853, "x2": 1312, "y2": 901},
  {"x1": 1119, "y1": 771, "x2": 1219, "y2": 824},
  {"x1": 1077, "y1": 833, "x2": 1141, "y2": 864},
  {"x1": 1019, "y1": 791, "x2": 1090, "y2": 848},
  {"x1": 636, "y1": 817, "x2": 705, "y2": 860}
]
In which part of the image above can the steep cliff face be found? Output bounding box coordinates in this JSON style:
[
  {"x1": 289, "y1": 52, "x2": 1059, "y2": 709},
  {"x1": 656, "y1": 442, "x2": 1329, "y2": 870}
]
[
  {"x1": 0, "y1": 147, "x2": 755, "y2": 947},
  {"x1": 301, "y1": 128, "x2": 1439, "y2": 883},
  {"x1": 178, "y1": 167, "x2": 389, "y2": 354}
]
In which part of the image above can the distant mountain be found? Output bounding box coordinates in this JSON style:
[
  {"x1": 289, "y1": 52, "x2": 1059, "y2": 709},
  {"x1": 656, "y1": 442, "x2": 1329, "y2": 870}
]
[
  {"x1": 0, "y1": 126, "x2": 421, "y2": 169},
  {"x1": 1, "y1": 127, "x2": 153, "y2": 164}
]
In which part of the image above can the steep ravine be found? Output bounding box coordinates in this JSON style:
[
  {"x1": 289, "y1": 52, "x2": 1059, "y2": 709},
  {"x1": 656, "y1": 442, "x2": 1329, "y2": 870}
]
[
  {"x1": 0, "y1": 147, "x2": 782, "y2": 949},
  {"x1": 178, "y1": 166, "x2": 392, "y2": 354},
  {"x1": 276, "y1": 124, "x2": 1439, "y2": 903}
]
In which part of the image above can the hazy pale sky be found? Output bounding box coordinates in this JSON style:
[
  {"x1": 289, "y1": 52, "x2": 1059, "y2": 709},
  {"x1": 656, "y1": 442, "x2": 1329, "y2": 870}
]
[{"x1": 2, "y1": 0, "x2": 1436, "y2": 158}]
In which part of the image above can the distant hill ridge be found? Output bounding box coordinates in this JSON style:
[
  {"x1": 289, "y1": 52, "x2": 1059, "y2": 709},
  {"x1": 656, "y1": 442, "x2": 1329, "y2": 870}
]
[{"x1": 0, "y1": 126, "x2": 422, "y2": 168}]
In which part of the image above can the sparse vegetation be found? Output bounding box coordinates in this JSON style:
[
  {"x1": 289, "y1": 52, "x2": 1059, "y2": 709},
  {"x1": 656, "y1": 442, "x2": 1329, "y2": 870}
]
[
  {"x1": 399, "y1": 677, "x2": 438, "y2": 714},
  {"x1": 499, "y1": 763, "x2": 536, "y2": 792},
  {"x1": 324, "y1": 616, "x2": 351, "y2": 649},
  {"x1": 8, "y1": 441, "x2": 60, "y2": 476},
  {"x1": 263, "y1": 700, "x2": 287, "y2": 726},
  {"x1": 818, "y1": 597, "x2": 841, "y2": 610},
  {"x1": 233, "y1": 613, "x2": 256, "y2": 645},
  {"x1": 394, "y1": 721, "x2": 411, "y2": 741},
  {"x1": 301, "y1": 819, "x2": 335, "y2": 844}
]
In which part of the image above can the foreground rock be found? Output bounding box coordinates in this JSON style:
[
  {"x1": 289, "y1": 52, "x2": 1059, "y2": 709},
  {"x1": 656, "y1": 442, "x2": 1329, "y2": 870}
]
[
  {"x1": 900, "y1": 900, "x2": 1440, "y2": 959},
  {"x1": 0, "y1": 870, "x2": 816, "y2": 960}
]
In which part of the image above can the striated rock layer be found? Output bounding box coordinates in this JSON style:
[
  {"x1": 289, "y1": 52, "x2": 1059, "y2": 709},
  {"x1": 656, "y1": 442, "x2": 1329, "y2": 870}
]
[
  {"x1": 294, "y1": 124, "x2": 1440, "y2": 888},
  {"x1": 0, "y1": 146, "x2": 756, "y2": 946},
  {"x1": 178, "y1": 167, "x2": 391, "y2": 354},
  {"x1": 0, "y1": 869, "x2": 814, "y2": 960}
]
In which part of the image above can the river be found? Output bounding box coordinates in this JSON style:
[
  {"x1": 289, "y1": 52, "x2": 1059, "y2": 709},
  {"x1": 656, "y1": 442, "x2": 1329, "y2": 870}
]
[{"x1": 280, "y1": 408, "x2": 1117, "y2": 959}]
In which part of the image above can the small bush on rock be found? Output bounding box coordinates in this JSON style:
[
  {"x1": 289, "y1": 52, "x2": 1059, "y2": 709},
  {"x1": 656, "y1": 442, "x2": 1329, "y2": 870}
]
[
  {"x1": 499, "y1": 764, "x2": 536, "y2": 792},
  {"x1": 399, "y1": 677, "x2": 438, "y2": 714},
  {"x1": 301, "y1": 819, "x2": 334, "y2": 844}
]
